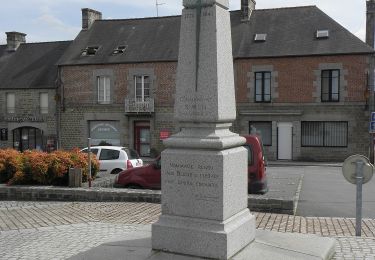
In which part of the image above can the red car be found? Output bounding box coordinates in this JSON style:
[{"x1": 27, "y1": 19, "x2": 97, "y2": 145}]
[
  {"x1": 114, "y1": 156, "x2": 161, "y2": 189},
  {"x1": 114, "y1": 135, "x2": 268, "y2": 194},
  {"x1": 242, "y1": 135, "x2": 268, "y2": 194}
]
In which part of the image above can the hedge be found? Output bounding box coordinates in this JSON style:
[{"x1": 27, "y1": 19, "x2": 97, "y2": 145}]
[{"x1": 0, "y1": 149, "x2": 99, "y2": 186}]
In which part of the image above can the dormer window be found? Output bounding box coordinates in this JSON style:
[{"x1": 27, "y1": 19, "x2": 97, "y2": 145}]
[
  {"x1": 254, "y1": 34, "x2": 267, "y2": 42},
  {"x1": 316, "y1": 30, "x2": 329, "y2": 39},
  {"x1": 112, "y1": 45, "x2": 127, "y2": 55},
  {"x1": 82, "y1": 46, "x2": 99, "y2": 56}
]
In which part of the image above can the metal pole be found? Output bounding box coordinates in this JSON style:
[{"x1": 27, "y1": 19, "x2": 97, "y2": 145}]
[
  {"x1": 355, "y1": 160, "x2": 364, "y2": 236},
  {"x1": 88, "y1": 138, "x2": 92, "y2": 188}
]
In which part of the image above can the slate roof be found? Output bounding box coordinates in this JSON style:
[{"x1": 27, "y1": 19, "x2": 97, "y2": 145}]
[
  {"x1": 58, "y1": 6, "x2": 373, "y2": 66},
  {"x1": 0, "y1": 41, "x2": 71, "y2": 89}
]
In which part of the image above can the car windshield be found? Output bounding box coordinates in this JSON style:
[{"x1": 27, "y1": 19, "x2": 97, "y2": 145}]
[
  {"x1": 81, "y1": 148, "x2": 99, "y2": 156},
  {"x1": 244, "y1": 145, "x2": 253, "y2": 166},
  {"x1": 123, "y1": 148, "x2": 140, "y2": 159}
]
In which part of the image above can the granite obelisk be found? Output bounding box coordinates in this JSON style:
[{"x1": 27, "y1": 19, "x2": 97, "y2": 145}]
[{"x1": 151, "y1": 0, "x2": 255, "y2": 259}]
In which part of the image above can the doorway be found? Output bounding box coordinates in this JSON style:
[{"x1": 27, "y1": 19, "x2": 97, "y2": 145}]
[
  {"x1": 13, "y1": 127, "x2": 44, "y2": 152},
  {"x1": 277, "y1": 122, "x2": 293, "y2": 160},
  {"x1": 134, "y1": 121, "x2": 150, "y2": 157}
]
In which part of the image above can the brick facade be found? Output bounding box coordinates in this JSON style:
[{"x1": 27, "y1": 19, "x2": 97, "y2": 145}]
[{"x1": 58, "y1": 54, "x2": 371, "y2": 161}]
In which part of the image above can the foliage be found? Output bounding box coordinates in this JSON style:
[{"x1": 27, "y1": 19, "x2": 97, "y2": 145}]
[{"x1": 0, "y1": 149, "x2": 99, "y2": 186}]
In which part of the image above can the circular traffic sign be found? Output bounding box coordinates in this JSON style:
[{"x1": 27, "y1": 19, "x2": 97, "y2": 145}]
[{"x1": 342, "y1": 155, "x2": 373, "y2": 184}]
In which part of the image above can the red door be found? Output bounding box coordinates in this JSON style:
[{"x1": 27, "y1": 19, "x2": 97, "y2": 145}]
[{"x1": 134, "y1": 122, "x2": 150, "y2": 157}]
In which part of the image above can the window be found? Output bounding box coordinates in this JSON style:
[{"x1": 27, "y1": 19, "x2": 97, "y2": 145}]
[
  {"x1": 316, "y1": 30, "x2": 329, "y2": 39},
  {"x1": 112, "y1": 45, "x2": 127, "y2": 55},
  {"x1": 99, "y1": 149, "x2": 120, "y2": 160},
  {"x1": 123, "y1": 148, "x2": 140, "y2": 159},
  {"x1": 255, "y1": 72, "x2": 271, "y2": 102},
  {"x1": 249, "y1": 121, "x2": 272, "y2": 146},
  {"x1": 254, "y1": 34, "x2": 267, "y2": 42},
  {"x1": 135, "y1": 75, "x2": 151, "y2": 101},
  {"x1": 81, "y1": 148, "x2": 99, "y2": 156},
  {"x1": 321, "y1": 70, "x2": 340, "y2": 102},
  {"x1": 82, "y1": 46, "x2": 99, "y2": 56},
  {"x1": 97, "y1": 76, "x2": 111, "y2": 104},
  {"x1": 40, "y1": 93, "x2": 48, "y2": 114},
  {"x1": 6, "y1": 93, "x2": 15, "y2": 114},
  {"x1": 13, "y1": 127, "x2": 44, "y2": 152},
  {"x1": 301, "y1": 121, "x2": 347, "y2": 147}
]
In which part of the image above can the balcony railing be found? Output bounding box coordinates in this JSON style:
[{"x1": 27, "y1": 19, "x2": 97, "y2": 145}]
[{"x1": 125, "y1": 98, "x2": 154, "y2": 113}]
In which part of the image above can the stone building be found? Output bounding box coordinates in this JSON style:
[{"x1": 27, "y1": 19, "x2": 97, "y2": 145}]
[
  {"x1": 57, "y1": 3, "x2": 374, "y2": 161},
  {"x1": 0, "y1": 32, "x2": 71, "y2": 151},
  {"x1": 0, "y1": 2, "x2": 373, "y2": 161}
]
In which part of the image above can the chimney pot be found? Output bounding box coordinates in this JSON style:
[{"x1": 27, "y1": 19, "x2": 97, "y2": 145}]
[
  {"x1": 6, "y1": 31, "x2": 26, "y2": 52},
  {"x1": 241, "y1": 0, "x2": 256, "y2": 21},
  {"x1": 82, "y1": 8, "x2": 102, "y2": 30},
  {"x1": 366, "y1": 0, "x2": 375, "y2": 48}
]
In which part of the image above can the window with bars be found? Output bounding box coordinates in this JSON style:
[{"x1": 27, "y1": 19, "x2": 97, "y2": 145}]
[
  {"x1": 255, "y1": 72, "x2": 271, "y2": 102},
  {"x1": 249, "y1": 121, "x2": 272, "y2": 146},
  {"x1": 97, "y1": 76, "x2": 111, "y2": 104},
  {"x1": 135, "y1": 75, "x2": 150, "y2": 101},
  {"x1": 6, "y1": 93, "x2": 15, "y2": 114},
  {"x1": 321, "y1": 70, "x2": 340, "y2": 102},
  {"x1": 301, "y1": 121, "x2": 347, "y2": 147},
  {"x1": 40, "y1": 93, "x2": 48, "y2": 114}
]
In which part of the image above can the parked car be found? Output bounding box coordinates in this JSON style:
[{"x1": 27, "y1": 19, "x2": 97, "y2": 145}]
[
  {"x1": 114, "y1": 156, "x2": 161, "y2": 189},
  {"x1": 81, "y1": 146, "x2": 143, "y2": 175},
  {"x1": 242, "y1": 135, "x2": 268, "y2": 194},
  {"x1": 114, "y1": 135, "x2": 268, "y2": 194}
]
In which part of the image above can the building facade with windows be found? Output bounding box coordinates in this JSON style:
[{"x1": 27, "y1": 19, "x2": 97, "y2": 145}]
[
  {"x1": 0, "y1": 32, "x2": 71, "y2": 152},
  {"x1": 0, "y1": 2, "x2": 369, "y2": 161},
  {"x1": 54, "y1": 3, "x2": 374, "y2": 161}
]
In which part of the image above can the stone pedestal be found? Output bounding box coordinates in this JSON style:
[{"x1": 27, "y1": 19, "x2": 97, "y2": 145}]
[{"x1": 152, "y1": 147, "x2": 255, "y2": 259}]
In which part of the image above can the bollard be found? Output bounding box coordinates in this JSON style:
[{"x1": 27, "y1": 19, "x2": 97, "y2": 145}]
[{"x1": 69, "y1": 168, "x2": 82, "y2": 188}]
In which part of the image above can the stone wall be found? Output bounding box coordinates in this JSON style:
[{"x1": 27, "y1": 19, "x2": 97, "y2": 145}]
[{"x1": 0, "y1": 89, "x2": 57, "y2": 149}]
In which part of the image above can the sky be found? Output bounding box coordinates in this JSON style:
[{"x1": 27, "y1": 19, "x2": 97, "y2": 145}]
[{"x1": 0, "y1": 0, "x2": 367, "y2": 44}]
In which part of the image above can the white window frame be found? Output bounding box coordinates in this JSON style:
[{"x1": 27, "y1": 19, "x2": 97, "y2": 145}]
[
  {"x1": 134, "y1": 75, "x2": 150, "y2": 102},
  {"x1": 97, "y1": 76, "x2": 111, "y2": 104},
  {"x1": 39, "y1": 93, "x2": 49, "y2": 114},
  {"x1": 6, "y1": 93, "x2": 15, "y2": 114}
]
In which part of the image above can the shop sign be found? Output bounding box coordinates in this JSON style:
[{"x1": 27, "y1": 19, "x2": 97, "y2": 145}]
[
  {"x1": 160, "y1": 130, "x2": 171, "y2": 140},
  {"x1": 0, "y1": 116, "x2": 44, "y2": 123},
  {"x1": 0, "y1": 128, "x2": 8, "y2": 141}
]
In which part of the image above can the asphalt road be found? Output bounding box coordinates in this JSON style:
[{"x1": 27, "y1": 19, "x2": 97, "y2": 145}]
[{"x1": 268, "y1": 165, "x2": 375, "y2": 218}]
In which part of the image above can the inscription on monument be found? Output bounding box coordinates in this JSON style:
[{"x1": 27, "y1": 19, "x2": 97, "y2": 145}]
[
  {"x1": 178, "y1": 96, "x2": 212, "y2": 117},
  {"x1": 166, "y1": 161, "x2": 219, "y2": 202}
]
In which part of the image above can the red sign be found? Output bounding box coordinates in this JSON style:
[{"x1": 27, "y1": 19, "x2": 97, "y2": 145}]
[{"x1": 160, "y1": 130, "x2": 171, "y2": 140}]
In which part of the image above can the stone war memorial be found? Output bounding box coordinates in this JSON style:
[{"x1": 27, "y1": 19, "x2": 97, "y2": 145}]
[{"x1": 73, "y1": 0, "x2": 337, "y2": 259}]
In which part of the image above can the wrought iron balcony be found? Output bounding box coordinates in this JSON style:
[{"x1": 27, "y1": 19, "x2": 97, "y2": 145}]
[{"x1": 125, "y1": 98, "x2": 155, "y2": 113}]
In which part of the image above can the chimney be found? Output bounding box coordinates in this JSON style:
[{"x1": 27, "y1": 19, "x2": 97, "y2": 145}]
[
  {"x1": 367, "y1": 0, "x2": 375, "y2": 48},
  {"x1": 6, "y1": 32, "x2": 26, "y2": 51},
  {"x1": 82, "y1": 8, "x2": 102, "y2": 30},
  {"x1": 241, "y1": 0, "x2": 256, "y2": 21}
]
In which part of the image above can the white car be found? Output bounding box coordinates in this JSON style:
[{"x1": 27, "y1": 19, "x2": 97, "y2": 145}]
[{"x1": 81, "y1": 146, "x2": 143, "y2": 175}]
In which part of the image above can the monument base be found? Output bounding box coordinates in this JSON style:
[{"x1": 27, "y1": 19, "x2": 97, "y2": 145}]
[
  {"x1": 68, "y1": 225, "x2": 337, "y2": 260},
  {"x1": 152, "y1": 209, "x2": 255, "y2": 259}
]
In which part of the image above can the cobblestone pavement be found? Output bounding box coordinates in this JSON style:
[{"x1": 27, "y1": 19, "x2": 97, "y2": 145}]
[{"x1": 0, "y1": 201, "x2": 374, "y2": 259}]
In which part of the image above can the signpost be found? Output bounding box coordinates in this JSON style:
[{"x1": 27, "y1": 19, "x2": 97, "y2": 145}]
[
  {"x1": 342, "y1": 155, "x2": 374, "y2": 236},
  {"x1": 88, "y1": 138, "x2": 92, "y2": 188}
]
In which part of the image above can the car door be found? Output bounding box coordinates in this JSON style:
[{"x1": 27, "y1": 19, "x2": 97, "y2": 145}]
[{"x1": 98, "y1": 148, "x2": 120, "y2": 174}]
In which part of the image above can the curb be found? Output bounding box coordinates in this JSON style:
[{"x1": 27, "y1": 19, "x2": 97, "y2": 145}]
[{"x1": 0, "y1": 185, "x2": 296, "y2": 215}]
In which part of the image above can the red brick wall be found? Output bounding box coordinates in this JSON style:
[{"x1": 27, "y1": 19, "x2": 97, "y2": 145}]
[
  {"x1": 234, "y1": 55, "x2": 369, "y2": 103},
  {"x1": 61, "y1": 62, "x2": 177, "y2": 106}
]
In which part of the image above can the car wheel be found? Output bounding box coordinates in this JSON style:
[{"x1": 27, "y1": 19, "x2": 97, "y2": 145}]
[
  {"x1": 125, "y1": 184, "x2": 142, "y2": 189},
  {"x1": 111, "y1": 169, "x2": 122, "y2": 175}
]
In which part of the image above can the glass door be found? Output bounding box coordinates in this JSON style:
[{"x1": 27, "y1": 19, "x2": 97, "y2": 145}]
[{"x1": 134, "y1": 123, "x2": 150, "y2": 157}]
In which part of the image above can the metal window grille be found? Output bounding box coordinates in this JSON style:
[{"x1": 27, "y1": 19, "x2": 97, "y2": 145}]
[{"x1": 301, "y1": 121, "x2": 348, "y2": 147}]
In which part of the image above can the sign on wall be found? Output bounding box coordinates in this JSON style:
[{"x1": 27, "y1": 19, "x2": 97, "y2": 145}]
[
  {"x1": 0, "y1": 128, "x2": 8, "y2": 141},
  {"x1": 160, "y1": 130, "x2": 171, "y2": 140},
  {"x1": 89, "y1": 121, "x2": 121, "y2": 146}
]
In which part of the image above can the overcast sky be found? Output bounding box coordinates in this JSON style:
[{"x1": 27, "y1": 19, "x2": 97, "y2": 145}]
[{"x1": 0, "y1": 0, "x2": 367, "y2": 44}]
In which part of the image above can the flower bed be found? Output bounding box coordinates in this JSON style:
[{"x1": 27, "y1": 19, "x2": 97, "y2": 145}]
[{"x1": 0, "y1": 149, "x2": 99, "y2": 186}]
